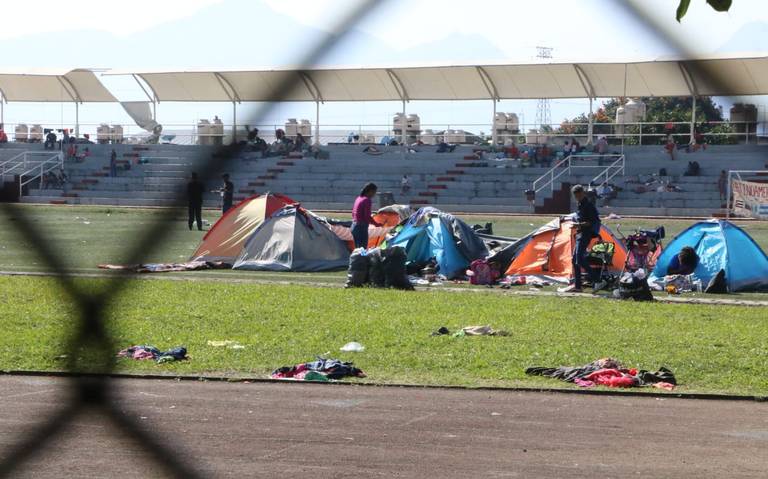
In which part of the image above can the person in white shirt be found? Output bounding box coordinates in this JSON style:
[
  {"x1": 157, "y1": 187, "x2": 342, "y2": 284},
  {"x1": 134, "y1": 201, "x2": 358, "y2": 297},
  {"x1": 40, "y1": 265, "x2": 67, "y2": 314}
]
[{"x1": 400, "y1": 175, "x2": 411, "y2": 195}]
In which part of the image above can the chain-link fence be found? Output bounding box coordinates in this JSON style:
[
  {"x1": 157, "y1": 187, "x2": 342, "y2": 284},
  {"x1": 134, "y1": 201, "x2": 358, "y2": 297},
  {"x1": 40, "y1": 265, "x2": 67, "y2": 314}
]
[{"x1": 0, "y1": 1, "x2": 748, "y2": 476}]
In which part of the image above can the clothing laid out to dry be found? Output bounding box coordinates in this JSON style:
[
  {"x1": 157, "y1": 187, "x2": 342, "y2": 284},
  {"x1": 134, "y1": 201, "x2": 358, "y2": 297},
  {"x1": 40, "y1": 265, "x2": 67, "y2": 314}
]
[
  {"x1": 98, "y1": 261, "x2": 231, "y2": 273},
  {"x1": 117, "y1": 345, "x2": 188, "y2": 363},
  {"x1": 525, "y1": 358, "x2": 676, "y2": 390},
  {"x1": 271, "y1": 357, "x2": 366, "y2": 381}
]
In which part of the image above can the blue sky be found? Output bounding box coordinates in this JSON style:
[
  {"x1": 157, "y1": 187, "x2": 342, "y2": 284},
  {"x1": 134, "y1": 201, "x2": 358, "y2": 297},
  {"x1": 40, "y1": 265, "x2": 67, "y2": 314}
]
[{"x1": 2, "y1": 0, "x2": 767, "y2": 137}]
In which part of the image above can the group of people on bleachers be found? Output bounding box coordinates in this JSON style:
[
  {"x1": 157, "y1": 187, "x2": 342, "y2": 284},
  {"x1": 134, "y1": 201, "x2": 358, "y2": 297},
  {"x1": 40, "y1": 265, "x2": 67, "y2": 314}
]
[
  {"x1": 664, "y1": 126, "x2": 709, "y2": 161},
  {"x1": 243, "y1": 126, "x2": 308, "y2": 158},
  {"x1": 65, "y1": 144, "x2": 91, "y2": 163},
  {"x1": 43, "y1": 129, "x2": 95, "y2": 151},
  {"x1": 501, "y1": 141, "x2": 553, "y2": 167}
]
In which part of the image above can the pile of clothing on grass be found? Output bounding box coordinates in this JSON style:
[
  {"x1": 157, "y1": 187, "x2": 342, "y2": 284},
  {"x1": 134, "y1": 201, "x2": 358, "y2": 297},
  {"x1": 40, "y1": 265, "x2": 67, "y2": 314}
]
[
  {"x1": 99, "y1": 261, "x2": 231, "y2": 274},
  {"x1": 117, "y1": 345, "x2": 188, "y2": 363},
  {"x1": 431, "y1": 325, "x2": 510, "y2": 337},
  {"x1": 271, "y1": 357, "x2": 366, "y2": 381},
  {"x1": 526, "y1": 358, "x2": 676, "y2": 390}
]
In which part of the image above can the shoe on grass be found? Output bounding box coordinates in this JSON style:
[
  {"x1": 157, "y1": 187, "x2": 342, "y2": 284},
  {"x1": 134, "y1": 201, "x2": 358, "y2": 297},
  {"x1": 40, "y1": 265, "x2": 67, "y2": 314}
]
[
  {"x1": 558, "y1": 285, "x2": 583, "y2": 293},
  {"x1": 592, "y1": 280, "x2": 608, "y2": 293}
]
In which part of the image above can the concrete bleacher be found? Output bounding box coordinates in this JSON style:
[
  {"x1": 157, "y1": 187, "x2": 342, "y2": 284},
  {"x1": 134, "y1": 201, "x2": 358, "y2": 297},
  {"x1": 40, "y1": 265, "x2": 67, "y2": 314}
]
[{"x1": 6, "y1": 142, "x2": 767, "y2": 217}]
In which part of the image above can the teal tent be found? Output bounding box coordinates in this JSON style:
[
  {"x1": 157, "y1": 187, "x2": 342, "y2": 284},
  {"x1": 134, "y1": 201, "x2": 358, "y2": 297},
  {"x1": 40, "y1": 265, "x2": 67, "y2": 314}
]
[
  {"x1": 650, "y1": 219, "x2": 768, "y2": 292},
  {"x1": 386, "y1": 207, "x2": 488, "y2": 278}
]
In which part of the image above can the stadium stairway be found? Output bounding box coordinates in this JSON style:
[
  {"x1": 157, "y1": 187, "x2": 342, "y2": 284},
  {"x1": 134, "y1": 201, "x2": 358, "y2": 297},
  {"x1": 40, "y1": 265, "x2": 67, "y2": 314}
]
[{"x1": 9, "y1": 142, "x2": 768, "y2": 217}]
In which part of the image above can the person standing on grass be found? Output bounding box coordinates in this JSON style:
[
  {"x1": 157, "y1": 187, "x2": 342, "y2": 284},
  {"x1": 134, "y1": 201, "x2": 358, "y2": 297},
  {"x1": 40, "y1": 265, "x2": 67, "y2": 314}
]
[
  {"x1": 351, "y1": 183, "x2": 383, "y2": 249},
  {"x1": 187, "y1": 172, "x2": 205, "y2": 231},
  {"x1": 220, "y1": 173, "x2": 234, "y2": 214},
  {"x1": 559, "y1": 184, "x2": 605, "y2": 293}
]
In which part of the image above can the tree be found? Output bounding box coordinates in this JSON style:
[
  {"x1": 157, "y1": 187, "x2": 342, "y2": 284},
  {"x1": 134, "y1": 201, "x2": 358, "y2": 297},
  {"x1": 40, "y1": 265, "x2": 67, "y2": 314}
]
[
  {"x1": 676, "y1": 0, "x2": 732, "y2": 22},
  {"x1": 556, "y1": 96, "x2": 736, "y2": 145}
]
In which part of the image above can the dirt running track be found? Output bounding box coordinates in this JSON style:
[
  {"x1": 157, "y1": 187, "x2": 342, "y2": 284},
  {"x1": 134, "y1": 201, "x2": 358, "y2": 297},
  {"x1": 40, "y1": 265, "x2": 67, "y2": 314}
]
[{"x1": 0, "y1": 376, "x2": 766, "y2": 478}]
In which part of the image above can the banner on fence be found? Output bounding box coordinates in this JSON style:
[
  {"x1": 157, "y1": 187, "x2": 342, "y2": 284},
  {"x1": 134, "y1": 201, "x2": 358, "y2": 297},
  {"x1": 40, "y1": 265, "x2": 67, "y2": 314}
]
[{"x1": 732, "y1": 179, "x2": 768, "y2": 219}]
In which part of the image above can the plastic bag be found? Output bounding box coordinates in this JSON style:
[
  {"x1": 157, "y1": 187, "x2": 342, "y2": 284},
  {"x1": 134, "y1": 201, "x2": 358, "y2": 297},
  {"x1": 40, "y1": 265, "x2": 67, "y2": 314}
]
[
  {"x1": 367, "y1": 248, "x2": 385, "y2": 287},
  {"x1": 382, "y1": 246, "x2": 414, "y2": 290},
  {"x1": 345, "y1": 248, "x2": 369, "y2": 288}
]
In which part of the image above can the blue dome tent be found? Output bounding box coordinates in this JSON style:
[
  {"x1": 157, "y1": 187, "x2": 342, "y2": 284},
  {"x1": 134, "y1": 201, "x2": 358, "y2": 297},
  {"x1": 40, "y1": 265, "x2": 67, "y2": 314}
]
[
  {"x1": 650, "y1": 220, "x2": 768, "y2": 292},
  {"x1": 385, "y1": 207, "x2": 488, "y2": 279}
]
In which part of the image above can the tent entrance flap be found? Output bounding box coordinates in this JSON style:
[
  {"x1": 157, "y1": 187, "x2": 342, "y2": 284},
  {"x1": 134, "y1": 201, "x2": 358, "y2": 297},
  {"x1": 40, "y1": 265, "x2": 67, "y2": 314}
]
[{"x1": 650, "y1": 220, "x2": 768, "y2": 292}]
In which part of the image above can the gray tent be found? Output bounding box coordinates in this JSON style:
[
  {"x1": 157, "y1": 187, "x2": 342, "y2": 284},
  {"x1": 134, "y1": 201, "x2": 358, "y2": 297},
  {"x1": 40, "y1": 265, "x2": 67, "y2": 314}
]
[{"x1": 232, "y1": 205, "x2": 350, "y2": 272}]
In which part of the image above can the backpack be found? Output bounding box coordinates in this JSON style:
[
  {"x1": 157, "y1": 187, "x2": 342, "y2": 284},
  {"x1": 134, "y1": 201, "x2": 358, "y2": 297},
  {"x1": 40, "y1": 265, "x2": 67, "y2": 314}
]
[
  {"x1": 469, "y1": 259, "x2": 493, "y2": 285},
  {"x1": 618, "y1": 271, "x2": 654, "y2": 301}
]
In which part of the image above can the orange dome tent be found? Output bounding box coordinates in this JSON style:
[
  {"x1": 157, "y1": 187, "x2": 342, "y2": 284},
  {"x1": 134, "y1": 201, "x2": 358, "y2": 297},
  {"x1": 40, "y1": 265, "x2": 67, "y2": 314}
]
[
  {"x1": 327, "y1": 210, "x2": 402, "y2": 251},
  {"x1": 504, "y1": 216, "x2": 627, "y2": 279},
  {"x1": 191, "y1": 193, "x2": 296, "y2": 262}
]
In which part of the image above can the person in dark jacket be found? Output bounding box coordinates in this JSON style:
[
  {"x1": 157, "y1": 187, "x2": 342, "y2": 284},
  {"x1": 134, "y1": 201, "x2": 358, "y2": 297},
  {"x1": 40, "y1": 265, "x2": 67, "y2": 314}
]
[
  {"x1": 559, "y1": 184, "x2": 605, "y2": 293},
  {"x1": 109, "y1": 149, "x2": 118, "y2": 177},
  {"x1": 187, "y1": 172, "x2": 205, "y2": 231},
  {"x1": 220, "y1": 173, "x2": 234, "y2": 214}
]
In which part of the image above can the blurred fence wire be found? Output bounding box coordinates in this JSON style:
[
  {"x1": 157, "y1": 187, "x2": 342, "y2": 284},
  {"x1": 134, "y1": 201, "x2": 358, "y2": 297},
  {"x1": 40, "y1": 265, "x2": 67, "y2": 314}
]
[{"x1": 0, "y1": 0, "x2": 749, "y2": 476}]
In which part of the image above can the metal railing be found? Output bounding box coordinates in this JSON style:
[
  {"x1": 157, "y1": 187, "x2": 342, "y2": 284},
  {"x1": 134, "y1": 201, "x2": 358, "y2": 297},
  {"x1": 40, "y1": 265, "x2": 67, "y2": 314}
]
[
  {"x1": 590, "y1": 155, "x2": 626, "y2": 186},
  {"x1": 532, "y1": 154, "x2": 574, "y2": 194},
  {"x1": 532, "y1": 154, "x2": 624, "y2": 195},
  {"x1": 1, "y1": 151, "x2": 62, "y2": 179},
  {"x1": 18, "y1": 152, "x2": 63, "y2": 196},
  {"x1": 1, "y1": 118, "x2": 765, "y2": 146},
  {"x1": 0, "y1": 151, "x2": 28, "y2": 177}
]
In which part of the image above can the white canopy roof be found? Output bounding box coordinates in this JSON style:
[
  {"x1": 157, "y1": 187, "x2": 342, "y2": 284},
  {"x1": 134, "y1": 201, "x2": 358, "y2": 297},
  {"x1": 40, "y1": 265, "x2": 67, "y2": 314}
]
[
  {"x1": 106, "y1": 55, "x2": 768, "y2": 103},
  {"x1": 0, "y1": 69, "x2": 117, "y2": 103}
]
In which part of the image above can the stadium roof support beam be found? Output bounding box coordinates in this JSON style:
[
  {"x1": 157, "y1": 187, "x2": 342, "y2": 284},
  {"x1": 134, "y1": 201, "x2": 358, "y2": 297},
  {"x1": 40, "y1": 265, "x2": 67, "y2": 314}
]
[
  {"x1": 298, "y1": 72, "x2": 324, "y2": 145},
  {"x1": 57, "y1": 76, "x2": 82, "y2": 137},
  {"x1": 0, "y1": 88, "x2": 5, "y2": 124},
  {"x1": 573, "y1": 64, "x2": 597, "y2": 144},
  {"x1": 476, "y1": 66, "x2": 501, "y2": 146},
  {"x1": 136, "y1": 74, "x2": 161, "y2": 103},
  {"x1": 214, "y1": 73, "x2": 241, "y2": 142},
  {"x1": 678, "y1": 62, "x2": 699, "y2": 144},
  {"x1": 386, "y1": 69, "x2": 409, "y2": 148},
  {"x1": 132, "y1": 74, "x2": 157, "y2": 120}
]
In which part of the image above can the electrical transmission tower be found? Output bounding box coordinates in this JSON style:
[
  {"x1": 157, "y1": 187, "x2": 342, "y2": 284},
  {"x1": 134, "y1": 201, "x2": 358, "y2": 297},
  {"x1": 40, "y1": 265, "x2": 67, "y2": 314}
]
[{"x1": 535, "y1": 46, "x2": 553, "y2": 130}]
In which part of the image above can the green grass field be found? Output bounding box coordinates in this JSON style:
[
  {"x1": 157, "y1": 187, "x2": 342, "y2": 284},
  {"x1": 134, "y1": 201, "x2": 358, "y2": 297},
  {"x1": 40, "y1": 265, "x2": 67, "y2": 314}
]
[{"x1": 1, "y1": 204, "x2": 767, "y2": 395}]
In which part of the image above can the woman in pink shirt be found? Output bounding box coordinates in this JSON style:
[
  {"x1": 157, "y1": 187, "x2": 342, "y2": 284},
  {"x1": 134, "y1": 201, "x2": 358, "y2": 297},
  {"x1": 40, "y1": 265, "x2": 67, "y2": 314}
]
[{"x1": 351, "y1": 183, "x2": 382, "y2": 249}]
